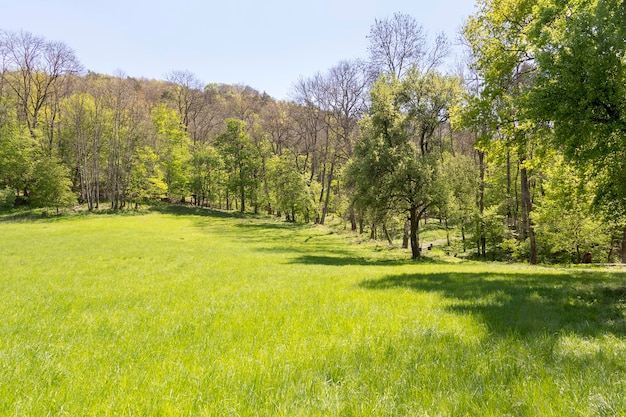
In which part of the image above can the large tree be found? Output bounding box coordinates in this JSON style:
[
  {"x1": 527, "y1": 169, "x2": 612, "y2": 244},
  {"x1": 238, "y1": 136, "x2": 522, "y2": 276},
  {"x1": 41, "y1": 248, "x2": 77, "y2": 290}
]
[
  {"x1": 367, "y1": 12, "x2": 449, "y2": 79},
  {"x1": 347, "y1": 70, "x2": 459, "y2": 259},
  {"x1": 526, "y1": 0, "x2": 626, "y2": 261},
  {"x1": 215, "y1": 118, "x2": 261, "y2": 212}
]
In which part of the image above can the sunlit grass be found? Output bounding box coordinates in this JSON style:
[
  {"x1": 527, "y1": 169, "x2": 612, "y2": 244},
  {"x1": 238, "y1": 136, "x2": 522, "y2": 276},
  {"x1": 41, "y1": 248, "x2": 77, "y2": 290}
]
[{"x1": 1, "y1": 206, "x2": 625, "y2": 415}]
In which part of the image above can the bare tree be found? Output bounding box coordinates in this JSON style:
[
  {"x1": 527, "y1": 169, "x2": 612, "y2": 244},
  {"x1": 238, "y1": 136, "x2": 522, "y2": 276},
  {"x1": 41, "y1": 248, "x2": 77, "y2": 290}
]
[
  {"x1": 0, "y1": 30, "x2": 82, "y2": 150},
  {"x1": 165, "y1": 70, "x2": 205, "y2": 142},
  {"x1": 367, "y1": 12, "x2": 449, "y2": 79}
]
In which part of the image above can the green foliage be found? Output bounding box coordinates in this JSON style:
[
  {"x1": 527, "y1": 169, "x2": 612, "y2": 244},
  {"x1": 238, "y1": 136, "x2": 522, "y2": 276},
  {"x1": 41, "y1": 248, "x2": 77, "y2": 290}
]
[
  {"x1": 0, "y1": 120, "x2": 35, "y2": 193},
  {"x1": 152, "y1": 104, "x2": 191, "y2": 199},
  {"x1": 215, "y1": 119, "x2": 262, "y2": 212},
  {"x1": 348, "y1": 71, "x2": 459, "y2": 258},
  {"x1": 189, "y1": 144, "x2": 223, "y2": 206},
  {"x1": 267, "y1": 153, "x2": 316, "y2": 222},
  {"x1": 0, "y1": 186, "x2": 16, "y2": 209},
  {"x1": 127, "y1": 146, "x2": 167, "y2": 206},
  {"x1": 28, "y1": 155, "x2": 76, "y2": 209},
  {"x1": 532, "y1": 156, "x2": 609, "y2": 263},
  {"x1": 437, "y1": 152, "x2": 479, "y2": 225}
]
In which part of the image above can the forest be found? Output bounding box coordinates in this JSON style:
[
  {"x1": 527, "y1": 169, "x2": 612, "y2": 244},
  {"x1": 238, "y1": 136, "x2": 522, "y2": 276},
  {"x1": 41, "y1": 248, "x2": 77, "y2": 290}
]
[{"x1": 0, "y1": 0, "x2": 624, "y2": 264}]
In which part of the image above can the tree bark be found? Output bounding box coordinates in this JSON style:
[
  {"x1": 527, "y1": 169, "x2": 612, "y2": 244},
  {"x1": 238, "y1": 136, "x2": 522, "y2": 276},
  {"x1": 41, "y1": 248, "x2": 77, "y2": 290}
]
[
  {"x1": 320, "y1": 160, "x2": 335, "y2": 225},
  {"x1": 478, "y1": 150, "x2": 486, "y2": 258},
  {"x1": 621, "y1": 225, "x2": 626, "y2": 264},
  {"x1": 383, "y1": 223, "x2": 393, "y2": 245},
  {"x1": 520, "y1": 165, "x2": 537, "y2": 264},
  {"x1": 402, "y1": 219, "x2": 410, "y2": 249},
  {"x1": 410, "y1": 205, "x2": 421, "y2": 259},
  {"x1": 350, "y1": 207, "x2": 357, "y2": 232}
]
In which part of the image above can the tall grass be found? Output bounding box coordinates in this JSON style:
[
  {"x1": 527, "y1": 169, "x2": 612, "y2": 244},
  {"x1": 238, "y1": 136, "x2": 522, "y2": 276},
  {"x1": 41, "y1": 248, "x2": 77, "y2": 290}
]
[{"x1": 1, "y1": 207, "x2": 625, "y2": 416}]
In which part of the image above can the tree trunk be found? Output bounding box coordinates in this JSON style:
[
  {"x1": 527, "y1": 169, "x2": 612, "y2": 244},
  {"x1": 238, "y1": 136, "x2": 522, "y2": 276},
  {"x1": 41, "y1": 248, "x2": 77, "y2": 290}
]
[
  {"x1": 478, "y1": 150, "x2": 486, "y2": 259},
  {"x1": 461, "y1": 221, "x2": 466, "y2": 252},
  {"x1": 350, "y1": 207, "x2": 357, "y2": 232},
  {"x1": 506, "y1": 151, "x2": 512, "y2": 227},
  {"x1": 410, "y1": 205, "x2": 421, "y2": 259},
  {"x1": 320, "y1": 160, "x2": 335, "y2": 225},
  {"x1": 402, "y1": 219, "x2": 410, "y2": 249},
  {"x1": 239, "y1": 187, "x2": 245, "y2": 213},
  {"x1": 621, "y1": 225, "x2": 626, "y2": 264},
  {"x1": 520, "y1": 165, "x2": 537, "y2": 264},
  {"x1": 383, "y1": 223, "x2": 393, "y2": 245}
]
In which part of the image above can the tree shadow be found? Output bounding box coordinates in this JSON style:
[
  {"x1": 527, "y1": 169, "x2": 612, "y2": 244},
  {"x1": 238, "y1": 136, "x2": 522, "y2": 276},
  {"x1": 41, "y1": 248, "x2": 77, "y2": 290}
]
[
  {"x1": 360, "y1": 270, "x2": 626, "y2": 337},
  {"x1": 149, "y1": 203, "x2": 245, "y2": 219},
  {"x1": 288, "y1": 254, "x2": 435, "y2": 267}
]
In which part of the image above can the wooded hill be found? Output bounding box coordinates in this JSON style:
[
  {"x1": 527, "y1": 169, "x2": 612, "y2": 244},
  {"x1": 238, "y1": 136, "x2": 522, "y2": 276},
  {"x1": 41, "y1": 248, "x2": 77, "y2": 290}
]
[{"x1": 0, "y1": 0, "x2": 624, "y2": 264}]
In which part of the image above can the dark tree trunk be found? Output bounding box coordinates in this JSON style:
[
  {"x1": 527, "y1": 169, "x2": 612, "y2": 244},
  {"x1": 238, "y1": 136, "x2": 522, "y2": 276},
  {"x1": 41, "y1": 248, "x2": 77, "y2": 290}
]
[
  {"x1": 410, "y1": 205, "x2": 421, "y2": 259},
  {"x1": 478, "y1": 150, "x2": 486, "y2": 259},
  {"x1": 621, "y1": 225, "x2": 626, "y2": 264},
  {"x1": 520, "y1": 165, "x2": 537, "y2": 264},
  {"x1": 506, "y1": 151, "x2": 512, "y2": 227},
  {"x1": 320, "y1": 161, "x2": 335, "y2": 225},
  {"x1": 383, "y1": 224, "x2": 393, "y2": 245},
  {"x1": 402, "y1": 219, "x2": 410, "y2": 249},
  {"x1": 350, "y1": 207, "x2": 357, "y2": 232}
]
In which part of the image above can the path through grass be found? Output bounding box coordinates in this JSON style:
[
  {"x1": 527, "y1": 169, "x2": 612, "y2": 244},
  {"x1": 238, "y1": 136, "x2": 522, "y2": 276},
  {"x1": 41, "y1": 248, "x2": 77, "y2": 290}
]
[{"x1": 1, "y1": 207, "x2": 625, "y2": 415}]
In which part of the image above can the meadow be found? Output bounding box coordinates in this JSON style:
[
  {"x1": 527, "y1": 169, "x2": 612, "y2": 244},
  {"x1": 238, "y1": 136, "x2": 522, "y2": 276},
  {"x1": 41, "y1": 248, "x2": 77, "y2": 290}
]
[{"x1": 1, "y1": 206, "x2": 625, "y2": 416}]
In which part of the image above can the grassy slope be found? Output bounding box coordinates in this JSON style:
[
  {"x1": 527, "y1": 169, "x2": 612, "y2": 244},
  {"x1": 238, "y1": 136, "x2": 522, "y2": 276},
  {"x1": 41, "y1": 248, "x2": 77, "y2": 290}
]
[{"x1": 1, "y1": 207, "x2": 625, "y2": 416}]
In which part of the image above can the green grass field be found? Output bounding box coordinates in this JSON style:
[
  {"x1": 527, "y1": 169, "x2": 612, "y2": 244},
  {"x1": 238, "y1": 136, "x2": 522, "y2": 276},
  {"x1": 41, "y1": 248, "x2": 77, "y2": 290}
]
[{"x1": 1, "y1": 206, "x2": 625, "y2": 416}]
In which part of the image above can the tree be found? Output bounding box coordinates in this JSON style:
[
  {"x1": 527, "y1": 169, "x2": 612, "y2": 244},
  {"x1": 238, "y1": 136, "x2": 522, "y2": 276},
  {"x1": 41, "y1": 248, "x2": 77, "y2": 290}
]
[
  {"x1": 267, "y1": 154, "x2": 316, "y2": 222},
  {"x1": 532, "y1": 155, "x2": 608, "y2": 263},
  {"x1": 215, "y1": 119, "x2": 261, "y2": 212},
  {"x1": 0, "y1": 30, "x2": 82, "y2": 150},
  {"x1": 29, "y1": 155, "x2": 75, "y2": 211},
  {"x1": 0, "y1": 111, "x2": 34, "y2": 196},
  {"x1": 60, "y1": 92, "x2": 106, "y2": 210},
  {"x1": 127, "y1": 146, "x2": 167, "y2": 208},
  {"x1": 189, "y1": 144, "x2": 223, "y2": 207},
  {"x1": 525, "y1": 0, "x2": 626, "y2": 261},
  {"x1": 462, "y1": 0, "x2": 542, "y2": 263},
  {"x1": 152, "y1": 103, "x2": 191, "y2": 201},
  {"x1": 165, "y1": 70, "x2": 205, "y2": 143},
  {"x1": 347, "y1": 71, "x2": 459, "y2": 259},
  {"x1": 367, "y1": 12, "x2": 449, "y2": 79}
]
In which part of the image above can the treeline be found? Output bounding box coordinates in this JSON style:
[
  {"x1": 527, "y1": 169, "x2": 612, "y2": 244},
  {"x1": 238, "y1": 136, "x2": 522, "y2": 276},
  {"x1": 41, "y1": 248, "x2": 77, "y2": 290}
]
[{"x1": 0, "y1": 1, "x2": 624, "y2": 264}]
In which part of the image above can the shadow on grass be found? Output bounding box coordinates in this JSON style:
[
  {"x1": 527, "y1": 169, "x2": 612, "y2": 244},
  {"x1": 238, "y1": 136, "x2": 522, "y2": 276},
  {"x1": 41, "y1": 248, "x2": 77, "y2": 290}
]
[
  {"x1": 148, "y1": 203, "x2": 246, "y2": 219},
  {"x1": 361, "y1": 270, "x2": 626, "y2": 337},
  {"x1": 288, "y1": 254, "x2": 433, "y2": 267}
]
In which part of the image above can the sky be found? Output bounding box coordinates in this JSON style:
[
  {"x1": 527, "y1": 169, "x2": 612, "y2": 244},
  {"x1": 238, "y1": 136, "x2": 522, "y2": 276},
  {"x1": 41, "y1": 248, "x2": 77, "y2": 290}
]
[{"x1": 1, "y1": 0, "x2": 478, "y2": 100}]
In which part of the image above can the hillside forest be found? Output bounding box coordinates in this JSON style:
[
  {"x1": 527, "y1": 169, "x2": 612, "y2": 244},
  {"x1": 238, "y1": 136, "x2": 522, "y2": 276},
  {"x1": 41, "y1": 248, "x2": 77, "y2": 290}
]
[{"x1": 0, "y1": 0, "x2": 624, "y2": 264}]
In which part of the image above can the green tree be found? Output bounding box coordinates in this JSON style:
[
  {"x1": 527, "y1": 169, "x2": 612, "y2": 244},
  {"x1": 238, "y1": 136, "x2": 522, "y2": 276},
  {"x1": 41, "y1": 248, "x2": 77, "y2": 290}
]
[
  {"x1": 152, "y1": 104, "x2": 191, "y2": 201},
  {"x1": 29, "y1": 155, "x2": 76, "y2": 211},
  {"x1": 0, "y1": 115, "x2": 34, "y2": 196},
  {"x1": 462, "y1": 0, "x2": 542, "y2": 263},
  {"x1": 347, "y1": 71, "x2": 458, "y2": 259},
  {"x1": 267, "y1": 153, "x2": 316, "y2": 222},
  {"x1": 127, "y1": 146, "x2": 167, "y2": 209},
  {"x1": 189, "y1": 144, "x2": 223, "y2": 207},
  {"x1": 60, "y1": 92, "x2": 106, "y2": 210},
  {"x1": 215, "y1": 119, "x2": 261, "y2": 213},
  {"x1": 532, "y1": 155, "x2": 608, "y2": 263},
  {"x1": 525, "y1": 0, "x2": 626, "y2": 261}
]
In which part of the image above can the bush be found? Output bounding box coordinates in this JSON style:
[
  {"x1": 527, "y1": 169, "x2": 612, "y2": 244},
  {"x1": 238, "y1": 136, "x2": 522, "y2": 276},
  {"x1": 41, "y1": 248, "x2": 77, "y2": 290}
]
[{"x1": 0, "y1": 186, "x2": 16, "y2": 209}]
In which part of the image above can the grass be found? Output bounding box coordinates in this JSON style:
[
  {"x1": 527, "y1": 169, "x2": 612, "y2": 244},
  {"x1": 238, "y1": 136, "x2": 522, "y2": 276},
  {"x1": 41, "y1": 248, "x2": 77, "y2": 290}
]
[{"x1": 1, "y1": 206, "x2": 625, "y2": 416}]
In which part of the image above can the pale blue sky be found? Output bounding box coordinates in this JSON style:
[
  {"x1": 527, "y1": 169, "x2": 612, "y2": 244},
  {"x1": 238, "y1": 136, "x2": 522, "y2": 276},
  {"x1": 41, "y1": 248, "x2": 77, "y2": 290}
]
[{"x1": 1, "y1": 0, "x2": 477, "y2": 100}]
